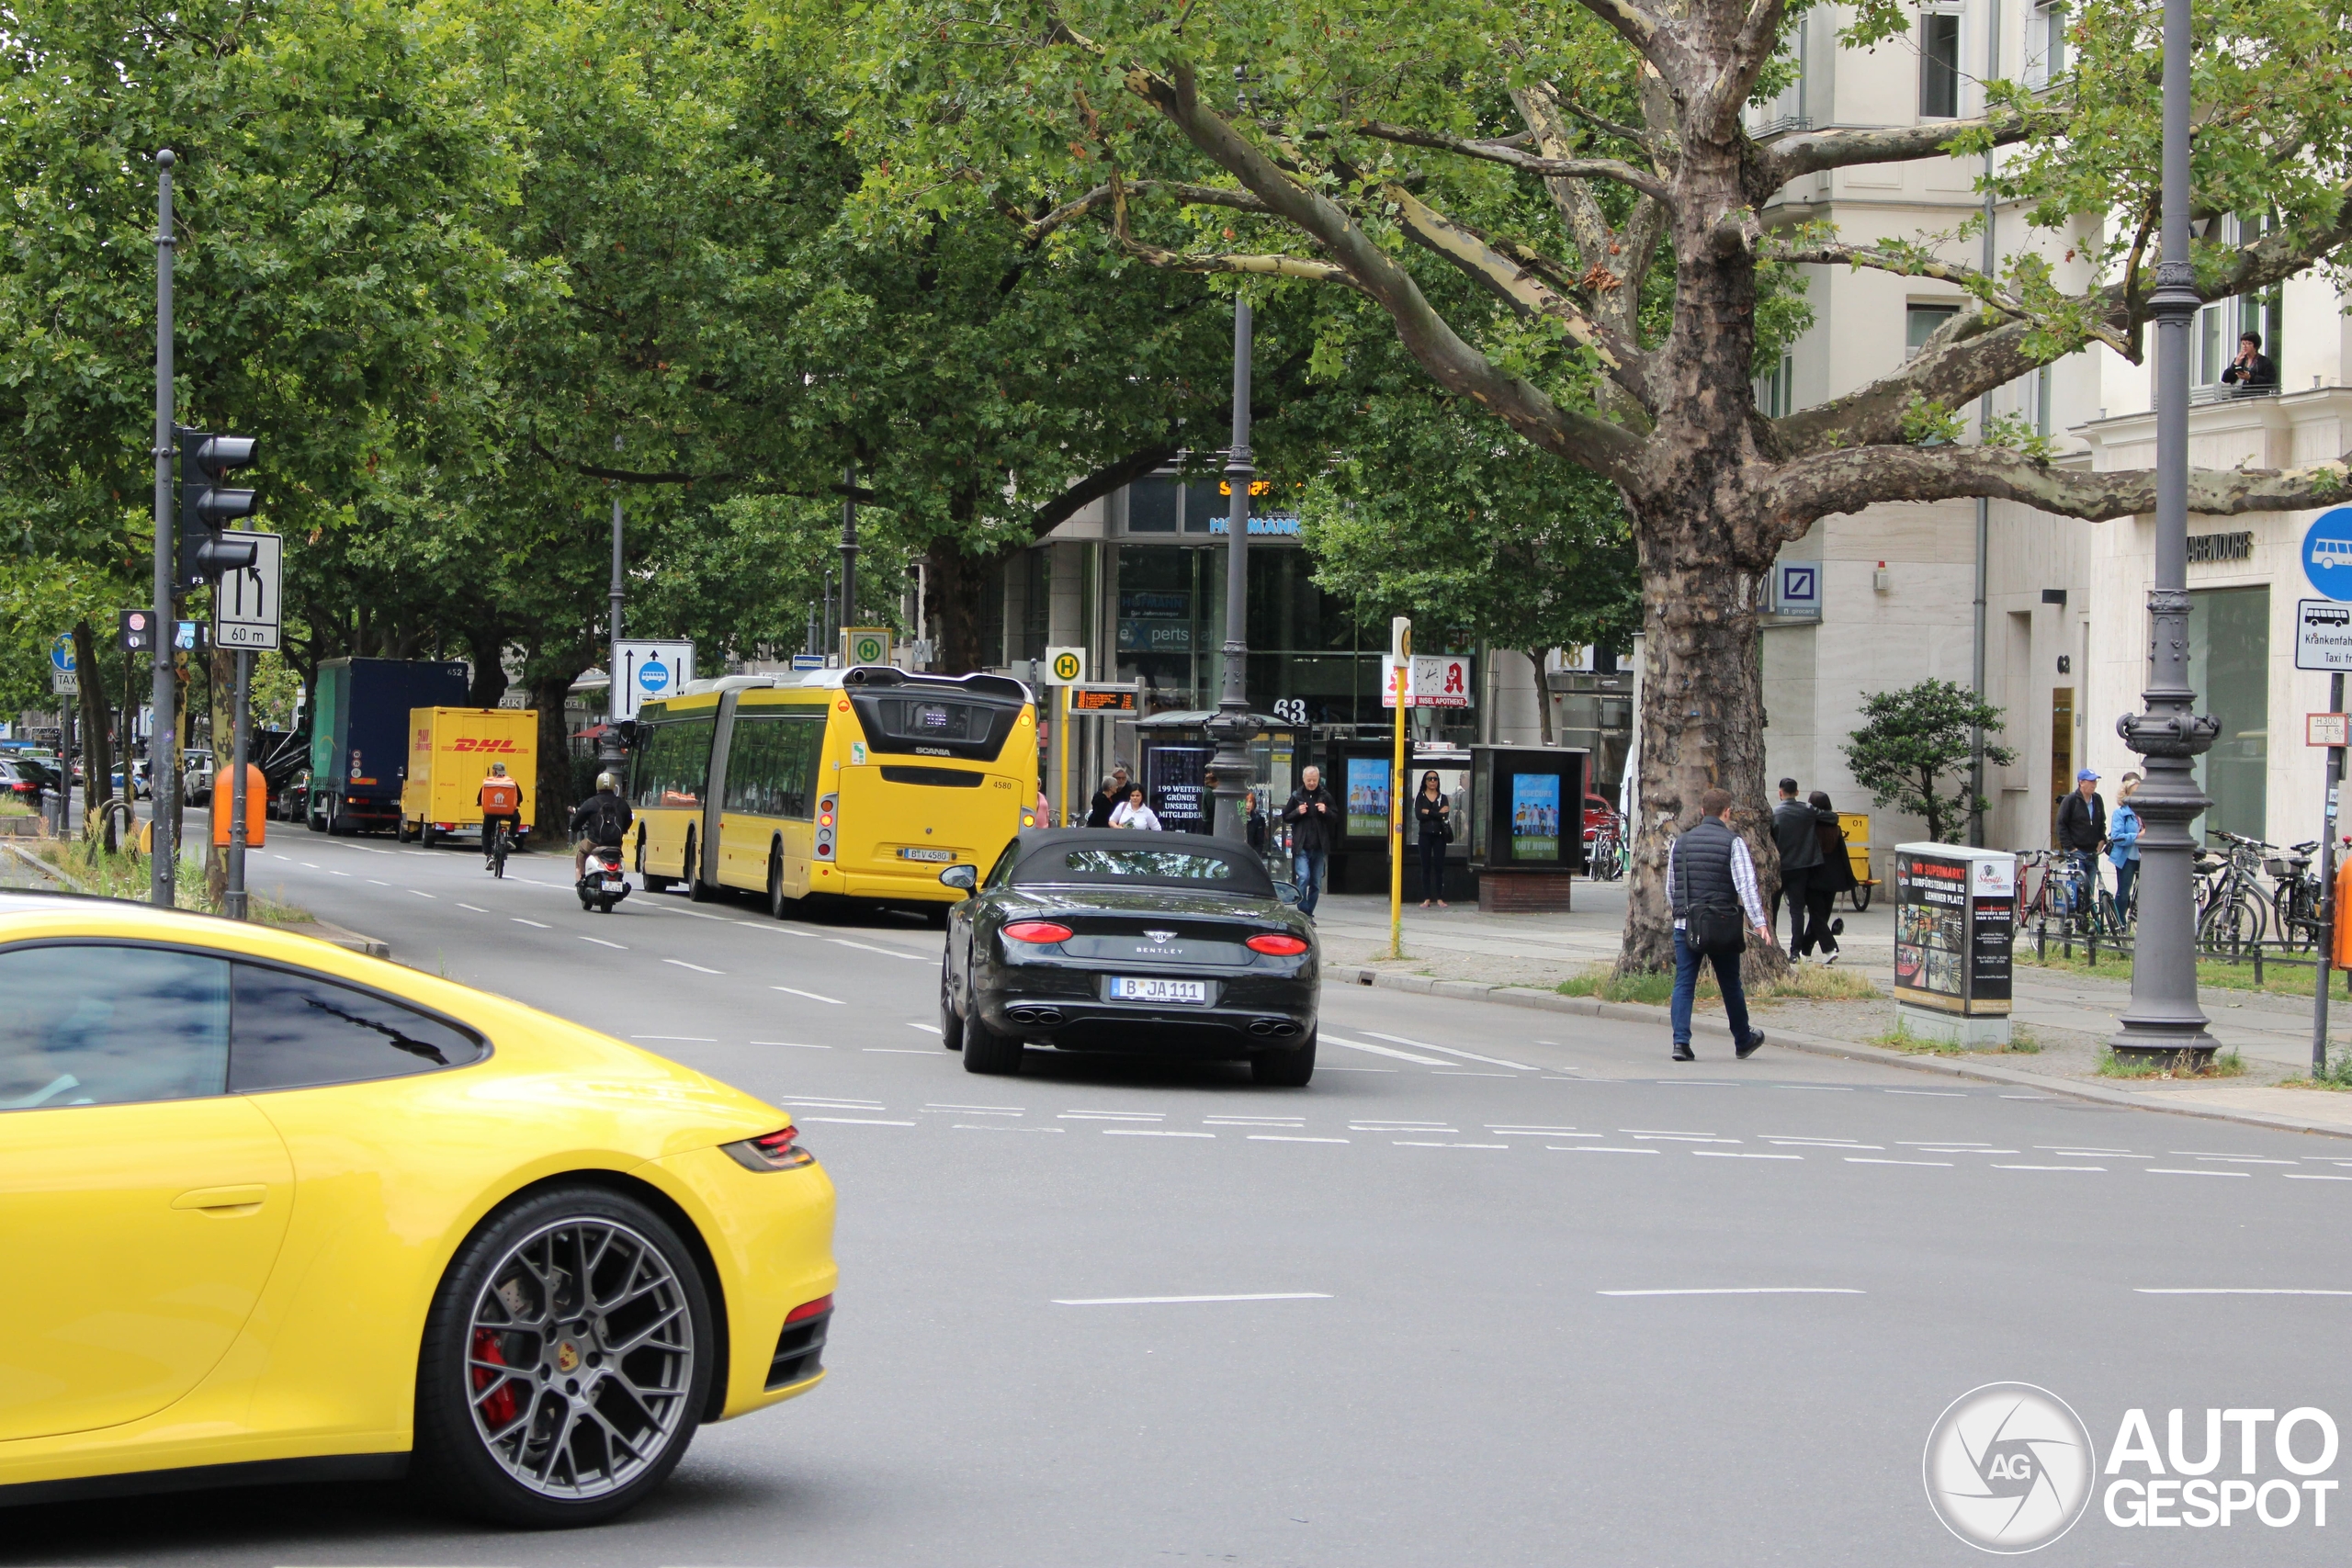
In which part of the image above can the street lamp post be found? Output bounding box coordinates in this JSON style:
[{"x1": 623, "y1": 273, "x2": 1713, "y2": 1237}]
[
  {"x1": 602, "y1": 434, "x2": 627, "y2": 772},
  {"x1": 2111, "y1": 0, "x2": 2222, "y2": 1066},
  {"x1": 151, "y1": 149, "x2": 177, "y2": 908},
  {"x1": 840, "y1": 462, "x2": 859, "y2": 658},
  {"x1": 1205, "y1": 299, "x2": 1259, "y2": 843}
]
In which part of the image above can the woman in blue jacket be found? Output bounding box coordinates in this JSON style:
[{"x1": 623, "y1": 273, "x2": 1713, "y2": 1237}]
[{"x1": 2108, "y1": 774, "x2": 2143, "y2": 919}]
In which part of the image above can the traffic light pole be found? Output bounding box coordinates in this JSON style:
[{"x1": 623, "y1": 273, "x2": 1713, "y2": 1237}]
[
  {"x1": 224, "y1": 649, "x2": 253, "y2": 920},
  {"x1": 151, "y1": 149, "x2": 177, "y2": 908},
  {"x1": 603, "y1": 434, "x2": 627, "y2": 772}
]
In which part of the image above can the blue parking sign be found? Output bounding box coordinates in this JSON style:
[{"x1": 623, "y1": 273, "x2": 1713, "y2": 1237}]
[{"x1": 2303, "y1": 508, "x2": 2352, "y2": 600}]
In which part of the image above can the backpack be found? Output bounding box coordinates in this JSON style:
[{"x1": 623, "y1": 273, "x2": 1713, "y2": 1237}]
[{"x1": 588, "y1": 793, "x2": 628, "y2": 843}]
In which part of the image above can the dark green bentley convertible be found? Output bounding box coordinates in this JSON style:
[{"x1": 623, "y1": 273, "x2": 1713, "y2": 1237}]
[{"x1": 936, "y1": 829, "x2": 1317, "y2": 1084}]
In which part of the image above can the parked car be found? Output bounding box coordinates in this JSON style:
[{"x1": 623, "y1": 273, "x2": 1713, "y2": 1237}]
[{"x1": 183, "y1": 748, "x2": 217, "y2": 805}]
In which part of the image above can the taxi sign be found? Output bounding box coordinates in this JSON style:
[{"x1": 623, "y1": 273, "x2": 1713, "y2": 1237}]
[{"x1": 1044, "y1": 646, "x2": 1086, "y2": 686}]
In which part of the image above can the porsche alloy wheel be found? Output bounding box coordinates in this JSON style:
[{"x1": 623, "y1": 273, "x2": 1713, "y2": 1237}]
[{"x1": 415, "y1": 1189, "x2": 713, "y2": 1526}]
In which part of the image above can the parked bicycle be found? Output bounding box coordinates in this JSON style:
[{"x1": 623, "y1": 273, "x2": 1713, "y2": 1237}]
[
  {"x1": 2198, "y1": 830, "x2": 2271, "y2": 953},
  {"x1": 2266, "y1": 839, "x2": 2325, "y2": 950},
  {"x1": 1586, "y1": 818, "x2": 1627, "y2": 882}
]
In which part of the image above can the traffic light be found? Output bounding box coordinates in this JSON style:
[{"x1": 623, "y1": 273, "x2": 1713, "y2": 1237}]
[{"x1": 175, "y1": 427, "x2": 260, "y2": 588}]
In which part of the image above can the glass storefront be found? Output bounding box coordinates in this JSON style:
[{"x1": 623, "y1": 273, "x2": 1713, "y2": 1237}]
[{"x1": 2187, "y1": 585, "x2": 2269, "y2": 841}]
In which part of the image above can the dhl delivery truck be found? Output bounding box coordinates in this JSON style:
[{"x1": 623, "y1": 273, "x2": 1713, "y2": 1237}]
[{"x1": 399, "y1": 706, "x2": 538, "y2": 848}]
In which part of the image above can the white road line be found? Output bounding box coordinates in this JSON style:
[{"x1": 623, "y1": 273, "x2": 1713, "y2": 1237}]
[
  {"x1": 1658, "y1": 1080, "x2": 1739, "y2": 1087},
  {"x1": 1846, "y1": 1157, "x2": 1952, "y2": 1167},
  {"x1": 1487, "y1": 1126, "x2": 1582, "y2": 1134},
  {"x1": 2000, "y1": 1094, "x2": 2051, "y2": 1100},
  {"x1": 368, "y1": 879, "x2": 390, "y2": 886},
  {"x1": 1995, "y1": 1165, "x2": 2107, "y2": 1171},
  {"x1": 1104, "y1": 1129, "x2": 1215, "y2": 1138},
  {"x1": 631, "y1": 1034, "x2": 716, "y2": 1042},
  {"x1": 270, "y1": 853, "x2": 290, "y2": 860},
  {"x1": 1623, "y1": 1128, "x2": 1717, "y2": 1136},
  {"x1": 956, "y1": 1123, "x2": 1063, "y2": 1133},
  {"x1": 408, "y1": 888, "x2": 435, "y2": 898},
  {"x1": 1769, "y1": 1141, "x2": 1882, "y2": 1149},
  {"x1": 665, "y1": 959, "x2": 724, "y2": 974},
  {"x1": 928, "y1": 1102, "x2": 1025, "y2": 1112},
  {"x1": 1917, "y1": 1148, "x2": 2019, "y2": 1155},
  {"x1": 1598, "y1": 1287, "x2": 1862, "y2": 1297},
  {"x1": 1249, "y1": 1134, "x2": 1350, "y2": 1144},
  {"x1": 1052, "y1": 1293, "x2": 1330, "y2": 1306},
  {"x1": 907, "y1": 1021, "x2": 944, "y2": 1035},
  {"x1": 737, "y1": 920, "x2": 814, "y2": 934},
  {"x1": 456, "y1": 903, "x2": 488, "y2": 912},
  {"x1": 750, "y1": 1041, "x2": 832, "y2": 1049},
  {"x1": 1694, "y1": 1151, "x2": 1802, "y2": 1159},
  {"x1": 2137, "y1": 1288, "x2": 2352, "y2": 1296},
  {"x1": 1772, "y1": 1084, "x2": 1851, "y2": 1091},
  {"x1": 1559, "y1": 1146, "x2": 1660, "y2": 1155},
  {"x1": 828, "y1": 938, "x2": 932, "y2": 961},
  {"x1": 2285, "y1": 1174, "x2": 2352, "y2": 1181},
  {"x1": 300, "y1": 862, "x2": 320, "y2": 868},
  {"x1": 1433, "y1": 1070, "x2": 1515, "y2": 1077},
  {"x1": 1634, "y1": 1134, "x2": 1740, "y2": 1144},
  {"x1": 1323, "y1": 1035, "x2": 1449, "y2": 1065},
  {"x1": 2148, "y1": 1168, "x2": 2253, "y2": 1178},
  {"x1": 2193, "y1": 1156, "x2": 2297, "y2": 1165},
  {"x1": 673, "y1": 909, "x2": 731, "y2": 921},
  {"x1": 1884, "y1": 1089, "x2": 1963, "y2": 1097},
  {"x1": 513, "y1": 919, "x2": 549, "y2": 929},
  {"x1": 1901, "y1": 1140, "x2": 1989, "y2": 1147},
  {"x1": 772, "y1": 987, "x2": 843, "y2": 1005},
  {"x1": 1360, "y1": 1032, "x2": 1535, "y2": 1070},
  {"x1": 1320, "y1": 1066, "x2": 1397, "y2": 1073},
  {"x1": 785, "y1": 1100, "x2": 886, "y2": 1110},
  {"x1": 2039, "y1": 1145, "x2": 2134, "y2": 1154},
  {"x1": 798, "y1": 1116, "x2": 917, "y2": 1126},
  {"x1": 1204, "y1": 1115, "x2": 1306, "y2": 1125},
  {"x1": 328, "y1": 869, "x2": 350, "y2": 876},
  {"x1": 861, "y1": 1047, "x2": 933, "y2": 1055},
  {"x1": 1061, "y1": 1111, "x2": 1165, "y2": 1122},
  {"x1": 580, "y1": 936, "x2": 628, "y2": 950}
]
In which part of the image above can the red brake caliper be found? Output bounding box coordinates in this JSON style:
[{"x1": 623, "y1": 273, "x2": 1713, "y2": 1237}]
[{"x1": 471, "y1": 1327, "x2": 519, "y2": 1427}]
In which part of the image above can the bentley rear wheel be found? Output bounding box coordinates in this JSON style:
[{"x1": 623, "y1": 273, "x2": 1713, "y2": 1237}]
[
  {"x1": 412, "y1": 1186, "x2": 714, "y2": 1528},
  {"x1": 1250, "y1": 1031, "x2": 1317, "y2": 1088}
]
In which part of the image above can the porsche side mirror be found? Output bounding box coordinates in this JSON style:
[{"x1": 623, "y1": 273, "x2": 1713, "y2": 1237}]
[{"x1": 939, "y1": 863, "x2": 978, "y2": 892}]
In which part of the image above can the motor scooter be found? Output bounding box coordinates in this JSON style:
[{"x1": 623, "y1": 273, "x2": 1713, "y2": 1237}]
[{"x1": 578, "y1": 843, "x2": 630, "y2": 913}]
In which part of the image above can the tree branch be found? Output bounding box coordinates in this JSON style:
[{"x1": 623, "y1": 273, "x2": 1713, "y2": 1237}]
[
  {"x1": 1764, "y1": 108, "x2": 2058, "y2": 184},
  {"x1": 1012, "y1": 176, "x2": 1270, "y2": 244},
  {"x1": 1344, "y1": 119, "x2": 1673, "y2": 204},
  {"x1": 1759, "y1": 442, "x2": 2352, "y2": 530},
  {"x1": 1776, "y1": 242, "x2": 2132, "y2": 357},
  {"x1": 528, "y1": 437, "x2": 742, "y2": 487}
]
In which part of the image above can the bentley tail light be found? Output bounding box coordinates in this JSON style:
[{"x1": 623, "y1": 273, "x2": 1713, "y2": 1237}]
[
  {"x1": 722, "y1": 1124, "x2": 816, "y2": 1170},
  {"x1": 1246, "y1": 933, "x2": 1311, "y2": 956},
  {"x1": 1002, "y1": 919, "x2": 1075, "y2": 943}
]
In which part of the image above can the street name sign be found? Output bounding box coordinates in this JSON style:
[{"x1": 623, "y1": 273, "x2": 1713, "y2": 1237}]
[
  {"x1": 2295, "y1": 598, "x2": 2352, "y2": 671},
  {"x1": 212, "y1": 530, "x2": 282, "y2": 651}
]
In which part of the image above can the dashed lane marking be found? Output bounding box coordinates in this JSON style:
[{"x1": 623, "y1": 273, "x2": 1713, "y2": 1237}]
[
  {"x1": 1598, "y1": 1287, "x2": 1861, "y2": 1297},
  {"x1": 1360, "y1": 1031, "x2": 1536, "y2": 1070},
  {"x1": 1994, "y1": 1164, "x2": 2107, "y2": 1171},
  {"x1": 512, "y1": 919, "x2": 549, "y2": 929},
  {"x1": 751, "y1": 1041, "x2": 832, "y2": 1049},
  {"x1": 1052, "y1": 1293, "x2": 1330, "y2": 1306},
  {"x1": 799, "y1": 1116, "x2": 917, "y2": 1126},
  {"x1": 1845, "y1": 1157, "x2": 1952, "y2": 1167},
  {"x1": 1695, "y1": 1150, "x2": 1801, "y2": 1159},
  {"x1": 632, "y1": 1034, "x2": 715, "y2": 1043},
  {"x1": 1557, "y1": 1146, "x2": 1660, "y2": 1155},
  {"x1": 580, "y1": 936, "x2": 627, "y2": 950},
  {"x1": 1105, "y1": 1129, "x2": 1216, "y2": 1138},
  {"x1": 407, "y1": 889, "x2": 435, "y2": 898},
  {"x1": 1249, "y1": 1134, "x2": 1350, "y2": 1144},
  {"x1": 772, "y1": 987, "x2": 843, "y2": 1005},
  {"x1": 2148, "y1": 1168, "x2": 2252, "y2": 1178},
  {"x1": 828, "y1": 937, "x2": 932, "y2": 961},
  {"x1": 907, "y1": 1021, "x2": 944, "y2": 1034},
  {"x1": 457, "y1": 903, "x2": 487, "y2": 912},
  {"x1": 1323, "y1": 1035, "x2": 1449, "y2": 1065},
  {"x1": 860, "y1": 1047, "x2": 933, "y2": 1055},
  {"x1": 664, "y1": 959, "x2": 724, "y2": 975}
]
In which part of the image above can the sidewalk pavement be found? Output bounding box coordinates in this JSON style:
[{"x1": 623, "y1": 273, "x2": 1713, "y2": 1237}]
[{"x1": 1308, "y1": 884, "x2": 2352, "y2": 1137}]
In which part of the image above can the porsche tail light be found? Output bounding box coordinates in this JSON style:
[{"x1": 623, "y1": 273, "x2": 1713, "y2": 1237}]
[
  {"x1": 1246, "y1": 932, "x2": 1311, "y2": 955},
  {"x1": 786, "y1": 1293, "x2": 834, "y2": 1324},
  {"x1": 723, "y1": 1124, "x2": 815, "y2": 1170},
  {"x1": 1002, "y1": 919, "x2": 1075, "y2": 943}
]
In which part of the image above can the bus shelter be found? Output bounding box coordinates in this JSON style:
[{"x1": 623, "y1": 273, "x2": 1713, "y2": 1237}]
[
  {"x1": 1466, "y1": 745, "x2": 1590, "y2": 910},
  {"x1": 1130, "y1": 711, "x2": 1304, "y2": 838}
]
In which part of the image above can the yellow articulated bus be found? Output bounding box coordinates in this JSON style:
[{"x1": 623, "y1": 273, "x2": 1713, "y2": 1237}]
[{"x1": 628, "y1": 666, "x2": 1038, "y2": 917}]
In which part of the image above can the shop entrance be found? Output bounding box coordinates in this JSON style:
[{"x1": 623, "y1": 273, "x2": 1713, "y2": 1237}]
[{"x1": 2049, "y1": 686, "x2": 2074, "y2": 844}]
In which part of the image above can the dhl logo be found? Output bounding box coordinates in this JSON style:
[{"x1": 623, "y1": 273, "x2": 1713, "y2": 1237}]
[{"x1": 450, "y1": 738, "x2": 522, "y2": 753}]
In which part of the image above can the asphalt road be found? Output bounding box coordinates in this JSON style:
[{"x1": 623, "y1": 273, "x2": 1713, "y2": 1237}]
[{"x1": 9, "y1": 827, "x2": 2352, "y2": 1566}]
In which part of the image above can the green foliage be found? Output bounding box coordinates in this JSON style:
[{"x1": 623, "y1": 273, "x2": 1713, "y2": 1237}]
[
  {"x1": 1982, "y1": 412, "x2": 2060, "y2": 461},
  {"x1": 1899, "y1": 396, "x2": 1967, "y2": 447},
  {"x1": 1841, "y1": 679, "x2": 2017, "y2": 844}
]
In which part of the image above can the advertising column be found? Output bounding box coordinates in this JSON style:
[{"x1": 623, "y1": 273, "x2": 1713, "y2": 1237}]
[{"x1": 1894, "y1": 842, "x2": 2017, "y2": 1045}]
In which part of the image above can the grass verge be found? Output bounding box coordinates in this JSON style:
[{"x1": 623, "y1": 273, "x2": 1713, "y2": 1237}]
[
  {"x1": 2019, "y1": 947, "x2": 2348, "y2": 1001},
  {"x1": 1864, "y1": 1022, "x2": 2043, "y2": 1056},
  {"x1": 0, "y1": 796, "x2": 32, "y2": 818},
  {"x1": 2278, "y1": 1051, "x2": 2352, "y2": 1091},
  {"x1": 28, "y1": 839, "x2": 311, "y2": 925},
  {"x1": 1558, "y1": 961, "x2": 1879, "y2": 1007},
  {"x1": 2096, "y1": 1046, "x2": 2247, "y2": 1080}
]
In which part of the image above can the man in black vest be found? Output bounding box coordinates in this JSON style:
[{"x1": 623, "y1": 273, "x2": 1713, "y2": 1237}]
[
  {"x1": 1666, "y1": 787, "x2": 1775, "y2": 1062},
  {"x1": 1770, "y1": 776, "x2": 1824, "y2": 953}
]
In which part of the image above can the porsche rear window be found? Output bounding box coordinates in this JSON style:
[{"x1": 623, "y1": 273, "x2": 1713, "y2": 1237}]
[{"x1": 1017, "y1": 847, "x2": 1271, "y2": 893}]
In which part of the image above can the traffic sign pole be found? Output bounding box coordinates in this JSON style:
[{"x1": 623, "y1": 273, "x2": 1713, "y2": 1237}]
[
  {"x1": 151, "y1": 149, "x2": 177, "y2": 908},
  {"x1": 1390, "y1": 617, "x2": 1410, "y2": 960},
  {"x1": 225, "y1": 649, "x2": 253, "y2": 920},
  {"x1": 1058, "y1": 684, "x2": 1070, "y2": 827}
]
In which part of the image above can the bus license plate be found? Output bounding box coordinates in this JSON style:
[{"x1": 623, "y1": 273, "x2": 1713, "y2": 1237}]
[
  {"x1": 899, "y1": 847, "x2": 954, "y2": 862},
  {"x1": 1108, "y1": 976, "x2": 1208, "y2": 1004}
]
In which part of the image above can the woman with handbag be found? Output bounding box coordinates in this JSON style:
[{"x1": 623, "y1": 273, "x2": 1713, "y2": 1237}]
[
  {"x1": 1413, "y1": 770, "x2": 1452, "y2": 908},
  {"x1": 1804, "y1": 790, "x2": 1855, "y2": 964}
]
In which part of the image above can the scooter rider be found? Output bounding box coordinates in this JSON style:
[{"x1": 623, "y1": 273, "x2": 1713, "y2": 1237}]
[
  {"x1": 571, "y1": 772, "x2": 635, "y2": 882},
  {"x1": 477, "y1": 761, "x2": 523, "y2": 869}
]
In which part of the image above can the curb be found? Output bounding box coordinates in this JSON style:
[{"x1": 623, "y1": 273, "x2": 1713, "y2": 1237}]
[
  {"x1": 1343, "y1": 965, "x2": 2352, "y2": 1143},
  {"x1": 2, "y1": 840, "x2": 391, "y2": 958}
]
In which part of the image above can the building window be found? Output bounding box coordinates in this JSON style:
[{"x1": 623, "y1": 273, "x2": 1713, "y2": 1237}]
[
  {"x1": 1755, "y1": 353, "x2": 1795, "y2": 418},
  {"x1": 2187, "y1": 585, "x2": 2268, "y2": 841},
  {"x1": 1918, "y1": 7, "x2": 1962, "y2": 118},
  {"x1": 1905, "y1": 302, "x2": 1960, "y2": 359},
  {"x1": 1128, "y1": 477, "x2": 1178, "y2": 533},
  {"x1": 1183, "y1": 479, "x2": 1224, "y2": 534},
  {"x1": 1751, "y1": 25, "x2": 1808, "y2": 136},
  {"x1": 2034, "y1": 365, "x2": 2052, "y2": 438},
  {"x1": 2025, "y1": 2, "x2": 2068, "y2": 88}
]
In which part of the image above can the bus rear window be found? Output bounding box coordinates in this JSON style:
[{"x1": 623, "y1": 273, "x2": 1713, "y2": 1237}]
[
  {"x1": 871, "y1": 697, "x2": 982, "y2": 741},
  {"x1": 848, "y1": 689, "x2": 1023, "y2": 761}
]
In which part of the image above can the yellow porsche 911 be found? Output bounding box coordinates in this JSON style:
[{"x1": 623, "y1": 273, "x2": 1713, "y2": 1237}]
[{"x1": 0, "y1": 891, "x2": 835, "y2": 1528}]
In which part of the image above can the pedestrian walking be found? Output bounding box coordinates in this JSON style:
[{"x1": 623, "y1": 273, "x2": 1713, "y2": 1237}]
[
  {"x1": 1770, "y1": 777, "x2": 1823, "y2": 953},
  {"x1": 1666, "y1": 788, "x2": 1773, "y2": 1062},
  {"x1": 2109, "y1": 774, "x2": 2143, "y2": 919},
  {"x1": 1109, "y1": 784, "x2": 1162, "y2": 830},
  {"x1": 1087, "y1": 761, "x2": 1131, "y2": 828},
  {"x1": 1804, "y1": 790, "x2": 1854, "y2": 962},
  {"x1": 1281, "y1": 764, "x2": 1338, "y2": 918},
  {"x1": 2055, "y1": 770, "x2": 2106, "y2": 908},
  {"x1": 1413, "y1": 770, "x2": 1452, "y2": 908},
  {"x1": 1245, "y1": 786, "x2": 1269, "y2": 854}
]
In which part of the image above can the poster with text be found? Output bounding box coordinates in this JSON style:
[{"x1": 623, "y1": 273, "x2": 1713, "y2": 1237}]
[
  {"x1": 1511, "y1": 773, "x2": 1561, "y2": 860},
  {"x1": 1346, "y1": 757, "x2": 1390, "y2": 838}
]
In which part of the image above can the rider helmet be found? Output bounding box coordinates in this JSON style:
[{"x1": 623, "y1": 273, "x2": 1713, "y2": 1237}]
[
  {"x1": 489, "y1": 761, "x2": 507, "y2": 776},
  {"x1": 595, "y1": 772, "x2": 617, "y2": 793}
]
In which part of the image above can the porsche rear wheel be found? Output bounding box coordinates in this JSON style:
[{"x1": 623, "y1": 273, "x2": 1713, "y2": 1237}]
[
  {"x1": 412, "y1": 1186, "x2": 714, "y2": 1528},
  {"x1": 938, "y1": 966, "x2": 965, "y2": 1052}
]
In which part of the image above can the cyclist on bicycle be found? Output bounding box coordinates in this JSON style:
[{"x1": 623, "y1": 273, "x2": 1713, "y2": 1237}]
[
  {"x1": 477, "y1": 761, "x2": 523, "y2": 870},
  {"x1": 571, "y1": 771, "x2": 634, "y2": 882}
]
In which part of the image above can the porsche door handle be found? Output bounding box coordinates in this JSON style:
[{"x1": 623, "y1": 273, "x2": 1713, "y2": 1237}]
[{"x1": 172, "y1": 1184, "x2": 269, "y2": 1215}]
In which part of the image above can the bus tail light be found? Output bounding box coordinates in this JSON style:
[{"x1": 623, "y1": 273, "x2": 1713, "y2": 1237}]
[{"x1": 816, "y1": 794, "x2": 837, "y2": 859}]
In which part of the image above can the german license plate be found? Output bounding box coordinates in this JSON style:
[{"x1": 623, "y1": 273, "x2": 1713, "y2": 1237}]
[
  {"x1": 1107, "y1": 976, "x2": 1208, "y2": 1004},
  {"x1": 899, "y1": 847, "x2": 954, "y2": 863},
  {"x1": 602, "y1": 878, "x2": 625, "y2": 892}
]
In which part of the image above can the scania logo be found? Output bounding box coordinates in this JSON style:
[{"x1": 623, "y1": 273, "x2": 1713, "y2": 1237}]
[{"x1": 1925, "y1": 1382, "x2": 2097, "y2": 1552}]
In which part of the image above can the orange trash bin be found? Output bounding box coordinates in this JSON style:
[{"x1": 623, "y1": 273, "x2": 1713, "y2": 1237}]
[
  {"x1": 2334, "y1": 856, "x2": 2352, "y2": 969},
  {"x1": 210, "y1": 764, "x2": 267, "y2": 848}
]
